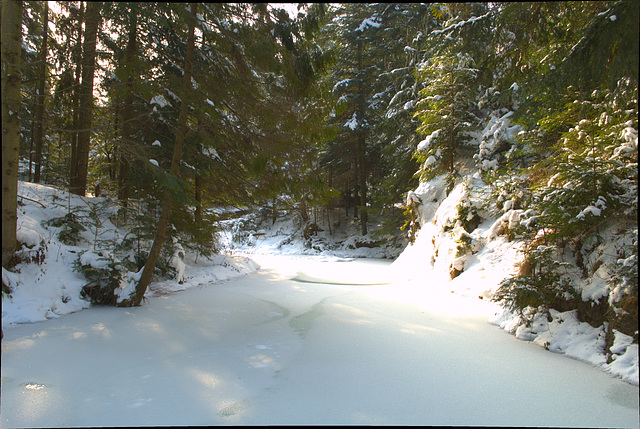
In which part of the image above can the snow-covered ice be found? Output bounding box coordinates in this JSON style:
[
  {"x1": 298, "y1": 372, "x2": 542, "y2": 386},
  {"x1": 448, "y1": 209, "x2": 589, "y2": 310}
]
[
  {"x1": 2, "y1": 180, "x2": 638, "y2": 426},
  {"x1": 2, "y1": 255, "x2": 638, "y2": 427}
]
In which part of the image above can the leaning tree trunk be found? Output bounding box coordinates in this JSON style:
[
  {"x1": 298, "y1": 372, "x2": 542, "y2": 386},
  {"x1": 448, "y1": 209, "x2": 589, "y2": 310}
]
[
  {"x1": 1, "y1": 0, "x2": 23, "y2": 266},
  {"x1": 70, "y1": 1, "x2": 102, "y2": 196},
  {"x1": 33, "y1": 1, "x2": 49, "y2": 183},
  {"x1": 125, "y1": 4, "x2": 197, "y2": 307}
]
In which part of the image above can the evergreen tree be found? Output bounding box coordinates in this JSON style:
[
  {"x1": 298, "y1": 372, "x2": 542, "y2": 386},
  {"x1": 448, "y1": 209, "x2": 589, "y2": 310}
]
[
  {"x1": 32, "y1": 1, "x2": 49, "y2": 183},
  {"x1": 125, "y1": 3, "x2": 198, "y2": 306},
  {"x1": 19, "y1": 1, "x2": 47, "y2": 183},
  {"x1": 47, "y1": 2, "x2": 83, "y2": 188},
  {"x1": 487, "y1": 1, "x2": 638, "y2": 337},
  {"x1": 322, "y1": 4, "x2": 387, "y2": 234},
  {"x1": 413, "y1": 40, "x2": 479, "y2": 192}
]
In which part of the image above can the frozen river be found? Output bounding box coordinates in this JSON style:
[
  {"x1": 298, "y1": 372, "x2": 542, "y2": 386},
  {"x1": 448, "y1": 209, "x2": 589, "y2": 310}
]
[{"x1": 1, "y1": 255, "x2": 638, "y2": 427}]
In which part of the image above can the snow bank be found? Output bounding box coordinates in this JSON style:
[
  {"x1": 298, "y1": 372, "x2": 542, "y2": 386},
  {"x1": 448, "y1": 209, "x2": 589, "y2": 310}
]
[
  {"x1": 394, "y1": 173, "x2": 522, "y2": 296},
  {"x1": 2, "y1": 182, "x2": 259, "y2": 326},
  {"x1": 491, "y1": 308, "x2": 638, "y2": 384},
  {"x1": 395, "y1": 170, "x2": 638, "y2": 385},
  {"x1": 218, "y1": 208, "x2": 406, "y2": 260}
]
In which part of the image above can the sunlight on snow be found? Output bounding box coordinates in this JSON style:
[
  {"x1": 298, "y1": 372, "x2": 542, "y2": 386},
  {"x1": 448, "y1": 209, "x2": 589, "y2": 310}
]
[
  {"x1": 17, "y1": 382, "x2": 56, "y2": 425},
  {"x1": 187, "y1": 367, "x2": 222, "y2": 391},
  {"x1": 362, "y1": 275, "x2": 499, "y2": 319},
  {"x1": 91, "y1": 323, "x2": 113, "y2": 339},
  {"x1": 4, "y1": 337, "x2": 39, "y2": 352},
  {"x1": 72, "y1": 332, "x2": 87, "y2": 340},
  {"x1": 247, "y1": 354, "x2": 276, "y2": 369},
  {"x1": 331, "y1": 303, "x2": 376, "y2": 326}
]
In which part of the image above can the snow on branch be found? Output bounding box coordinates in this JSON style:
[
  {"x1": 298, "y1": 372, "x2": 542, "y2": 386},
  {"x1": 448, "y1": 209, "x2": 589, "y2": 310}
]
[
  {"x1": 356, "y1": 17, "x2": 382, "y2": 32},
  {"x1": 333, "y1": 79, "x2": 352, "y2": 93},
  {"x1": 431, "y1": 11, "x2": 493, "y2": 36}
]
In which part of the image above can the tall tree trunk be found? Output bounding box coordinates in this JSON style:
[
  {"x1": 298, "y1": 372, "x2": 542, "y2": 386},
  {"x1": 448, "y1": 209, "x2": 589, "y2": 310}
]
[
  {"x1": 356, "y1": 40, "x2": 368, "y2": 235},
  {"x1": 118, "y1": 7, "x2": 137, "y2": 208},
  {"x1": 195, "y1": 174, "x2": 203, "y2": 225},
  {"x1": 111, "y1": 103, "x2": 119, "y2": 181},
  {"x1": 358, "y1": 133, "x2": 368, "y2": 235},
  {"x1": 344, "y1": 179, "x2": 350, "y2": 217},
  {"x1": 28, "y1": 91, "x2": 36, "y2": 181},
  {"x1": 127, "y1": 4, "x2": 197, "y2": 307},
  {"x1": 448, "y1": 71, "x2": 455, "y2": 174},
  {"x1": 353, "y1": 169, "x2": 359, "y2": 219},
  {"x1": 70, "y1": 1, "x2": 102, "y2": 196},
  {"x1": 271, "y1": 197, "x2": 277, "y2": 224},
  {"x1": 70, "y1": 1, "x2": 84, "y2": 192},
  {"x1": 33, "y1": 1, "x2": 49, "y2": 183},
  {"x1": 1, "y1": 0, "x2": 23, "y2": 266}
]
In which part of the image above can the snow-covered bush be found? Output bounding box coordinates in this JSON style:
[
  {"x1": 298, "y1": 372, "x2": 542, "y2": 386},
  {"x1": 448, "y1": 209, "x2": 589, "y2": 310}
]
[
  {"x1": 485, "y1": 173, "x2": 531, "y2": 216},
  {"x1": 169, "y1": 241, "x2": 186, "y2": 284},
  {"x1": 605, "y1": 230, "x2": 638, "y2": 341},
  {"x1": 45, "y1": 212, "x2": 86, "y2": 245},
  {"x1": 10, "y1": 230, "x2": 48, "y2": 268},
  {"x1": 413, "y1": 48, "x2": 480, "y2": 191},
  {"x1": 75, "y1": 250, "x2": 131, "y2": 306},
  {"x1": 493, "y1": 244, "x2": 579, "y2": 317},
  {"x1": 170, "y1": 203, "x2": 220, "y2": 259},
  {"x1": 473, "y1": 109, "x2": 522, "y2": 173},
  {"x1": 492, "y1": 79, "x2": 638, "y2": 341}
]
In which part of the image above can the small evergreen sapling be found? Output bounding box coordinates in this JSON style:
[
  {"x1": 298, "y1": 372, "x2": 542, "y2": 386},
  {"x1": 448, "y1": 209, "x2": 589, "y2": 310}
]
[{"x1": 413, "y1": 47, "x2": 479, "y2": 191}]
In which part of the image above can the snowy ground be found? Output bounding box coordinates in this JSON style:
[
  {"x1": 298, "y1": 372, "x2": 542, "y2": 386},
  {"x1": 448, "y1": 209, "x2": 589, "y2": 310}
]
[
  {"x1": 2, "y1": 181, "x2": 639, "y2": 426},
  {"x1": 2, "y1": 255, "x2": 639, "y2": 427},
  {"x1": 226, "y1": 175, "x2": 639, "y2": 387},
  {"x1": 2, "y1": 182, "x2": 260, "y2": 326}
]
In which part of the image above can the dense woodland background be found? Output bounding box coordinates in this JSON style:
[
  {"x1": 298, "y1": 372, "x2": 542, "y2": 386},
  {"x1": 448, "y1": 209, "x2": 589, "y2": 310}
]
[{"x1": 1, "y1": 3, "x2": 637, "y2": 340}]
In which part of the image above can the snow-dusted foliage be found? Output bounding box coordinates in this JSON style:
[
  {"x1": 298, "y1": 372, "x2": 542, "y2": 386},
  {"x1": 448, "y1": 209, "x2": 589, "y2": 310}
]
[
  {"x1": 492, "y1": 81, "x2": 638, "y2": 326},
  {"x1": 413, "y1": 49, "x2": 479, "y2": 186},
  {"x1": 2, "y1": 182, "x2": 258, "y2": 321},
  {"x1": 473, "y1": 110, "x2": 522, "y2": 172},
  {"x1": 402, "y1": 73, "x2": 637, "y2": 383}
]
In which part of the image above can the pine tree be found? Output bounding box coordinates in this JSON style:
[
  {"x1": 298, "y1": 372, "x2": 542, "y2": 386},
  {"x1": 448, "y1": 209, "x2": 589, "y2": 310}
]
[
  {"x1": 116, "y1": 5, "x2": 138, "y2": 208},
  {"x1": 368, "y1": 3, "x2": 432, "y2": 230},
  {"x1": 47, "y1": 2, "x2": 83, "y2": 188},
  {"x1": 322, "y1": 4, "x2": 388, "y2": 234},
  {"x1": 18, "y1": 2, "x2": 47, "y2": 183},
  {"x1": 413, "y1": 40, "x2": 479, "y2": 192},
  {"x1": 70, "y1": 1, "x2": 84, "y2": 191},
  {"x1": 488, "y1": 2, "x2": 638, "y2": 337},
  {"x1": 126, "y1": 3, "x2": 198, "y2": 307}
]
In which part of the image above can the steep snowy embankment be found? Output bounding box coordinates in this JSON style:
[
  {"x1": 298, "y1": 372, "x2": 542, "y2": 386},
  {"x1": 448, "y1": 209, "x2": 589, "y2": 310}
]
[{"x1": 393, "y1": 171, "x2": 638, "y2": 385}]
